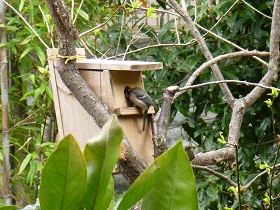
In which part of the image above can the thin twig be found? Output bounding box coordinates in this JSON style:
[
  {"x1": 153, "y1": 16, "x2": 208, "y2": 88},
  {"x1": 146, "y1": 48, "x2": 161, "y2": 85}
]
[
  {"x1": 38, "y1": 5, "x2": 55, "y2": 48},
  {"x1": 107, "y1": 41, "x2": 195, "y2": 59},
  {"x1": 179, "y1": 79, "x2": 278, "y2": 92},
  {"x1": 241, "y1": 0, "x2": 272, "y2": 19},
  {"x1": 192, "y1": 165, "x2": 237, "y2": 187},
  {"x1": 78, "y1": 38, "x2": 96, "y2": 58},
  {"x1": 235, "y1": 144, "x2": 242, "y2": 210},
  {"x1": 207, "y1": 0, "x2": 240, "y2": 35},
  {"x1": 195, "y1": 23, "x2": 268, "y2": 67},
  {"x1": 243, "y1": 164, "x2": 280, "y2": 191},
  {"x1": 73, "y1": 0, "x2": 85, "y2": 24},
  {"x1": 79, "y1": 6, "x2": 121, "y2": 37}
]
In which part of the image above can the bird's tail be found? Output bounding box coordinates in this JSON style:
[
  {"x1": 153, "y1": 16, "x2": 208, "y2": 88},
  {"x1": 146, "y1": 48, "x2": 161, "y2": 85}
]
[{"x1": 143, "y1": 109, "x2": 148, "y2": 131}]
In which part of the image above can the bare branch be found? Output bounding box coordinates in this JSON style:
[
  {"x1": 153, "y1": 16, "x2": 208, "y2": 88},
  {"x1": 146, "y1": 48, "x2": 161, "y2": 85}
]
[
  {"x1": 155, "y1": 86, "x2": 179, "y2": 157},
  {"x1": 195, "y1": 24, "x2": 269, "y2": 67},
  {"x1": 191, "y1": 147, "x2": 235, "y2": 166},
  {"x1": 176, "y1": 50, "x2": 270, "y2": 99},
  {"x1": 107, "y1": 42, "x2": 195, "y2": 59},
  {"x1": 79, "y1": 6, "x2": 122, "y2": 37},
  {"x1": 192, "y1": 165, "x2": 237, "y2": 187},
  {"x1": 168, "y1": 0, "x2": 235, "y2": 106},
  {"x1": 244, "y1": 0, "x2": 280, "y2": 109},
  {"x1": 241, "y1": 0, "x2": 272, "y2": 19},
  {"x1": 180, "y1": 79, "x2": 276, "y2": 92},
  {"x1": 243, "y1": 164, "x2": 280, "y2": 191}
]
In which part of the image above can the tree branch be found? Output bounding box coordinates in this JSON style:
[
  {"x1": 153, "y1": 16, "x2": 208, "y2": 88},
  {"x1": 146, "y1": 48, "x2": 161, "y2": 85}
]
[
  {"x1": 192, "y1": 165, "x2": 237, "y2": 187},
  {"x1": 154, "y1": 86, "x2": 179, "y2": 157},
  {"x1": 191, "y1": 147, "x2": 235, "y2": 166},
  {"x1": 168, "y1": 0, "x2": 235, "y2": 106},
  {"x1": 180, "y1": 80, "x2": 276, "y2": 92},
  {"x1": 243, "y1": 0, "x2": 280, "y2": 109},
  {"x1": 176, "y1": 50, "x2": 270, "y2": 99},
  {"x1": 242, "y1": 164, "x2": 280, "y2": 192}
]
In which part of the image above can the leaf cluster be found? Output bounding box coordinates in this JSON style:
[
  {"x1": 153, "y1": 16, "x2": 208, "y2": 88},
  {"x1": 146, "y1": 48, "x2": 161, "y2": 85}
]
[{"x1": 38, "y1": 115, "x2": 198, "y2": 210}]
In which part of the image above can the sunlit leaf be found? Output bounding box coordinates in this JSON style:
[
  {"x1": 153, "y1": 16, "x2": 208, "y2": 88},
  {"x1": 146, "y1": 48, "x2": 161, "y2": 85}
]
[
  {"x1": 83, "y1": 115, "x2": 123, "y2": 210},
  {"x1": 39, "y1": 135, "x2": 87, "y2": 210},
  {"x1": 18, "y1": 153, "x2": 32, "y2": 175},
  {"x1": 118, "y1": 140, "x2": 198, "y2": 210},
  {"x1": 78, "y1": 9, "x2": 89, "y2": 21}
]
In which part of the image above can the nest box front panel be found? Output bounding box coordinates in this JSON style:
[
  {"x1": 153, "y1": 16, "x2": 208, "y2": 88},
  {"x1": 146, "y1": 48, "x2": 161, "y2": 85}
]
[{"x1": 110, "y1": 70, "x2": 154, "y2": 164}]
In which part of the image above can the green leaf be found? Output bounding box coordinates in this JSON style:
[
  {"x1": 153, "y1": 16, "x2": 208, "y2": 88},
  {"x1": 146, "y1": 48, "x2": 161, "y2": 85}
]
[
  {"x1": 19, "y1": 45, "x2": 33, "y2": 61},
  {"x1": 29, "y1": 73, "x2": 36, "y2": 86},
  {"x1": 78, "y1": 9, "x2": 89, "y2": 21},
  {"x1": 147, "y1": 7, "x2": 157, "y2": 18},
  {"x1": 34, "y1": 87, "x2": 41, "y2": 101},
  {"x1": 37, "y1": 66, "x2": 49, "y2": 74},
  {"x1": 20, "y1": 37, "x2": 32, "y2": 45},
  {"x1": 158, "y1": 20, "x2": 175, "y2": 42},
  {"x1": 187, "y1": 54, "x2": 199, "y2": 70},
  {"x1": 18, "y1": 153, "x2": 32, "y2": 175},
  {"x1": 35, "y1": 45, "x2": 46, "y2": 66},
  {"x1": 0, "y1": 206, "x2": 20, "y2": 210},
  {"x1": 83, "y1": 114, "x2": 123, "y2": 210},
  {"x1": 39, "y1": 134, "x2": 87, "y2": 210},
  {"x1": 268, "y1": 87, "x2": 278, "y2": 98},
  {"x1": 20, "y1": 89, "x2": 35, "y2": 101},
  {"x1": 117, "y1": 140, "x2": 198, "y2": 210},
  {"x1": 18, "y1": 125, "x2": 41, "y2": 131},
  {"x1": 45, "y1": 86, "x2": 54, "y2": 100},
  {"x1": 26, "y1": 158, "x2": 36, "y2": 186},
  {"x1": 19, "y1": 0, "x2": 25, "y2": 12}
]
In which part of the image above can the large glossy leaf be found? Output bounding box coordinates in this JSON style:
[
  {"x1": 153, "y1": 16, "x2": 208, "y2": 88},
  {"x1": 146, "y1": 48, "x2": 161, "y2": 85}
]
[
  {"x1": 117, "y1": 140, "x2": 198, "y2": 210},
  {"x1": 0, "y1": 206, "x2": 19, "y2": 210},
  {"x1": 83, "y1": 114, "x2": 123, "y2": 210},
  {"x1": 39, "y1": 135, "x2": 87, "y2": 210}
]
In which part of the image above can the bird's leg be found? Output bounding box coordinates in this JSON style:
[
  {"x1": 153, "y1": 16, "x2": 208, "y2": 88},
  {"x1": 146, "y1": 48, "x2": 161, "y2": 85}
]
[{"x1": 143, "y1": 109, "x2": 148, "y2": 131}]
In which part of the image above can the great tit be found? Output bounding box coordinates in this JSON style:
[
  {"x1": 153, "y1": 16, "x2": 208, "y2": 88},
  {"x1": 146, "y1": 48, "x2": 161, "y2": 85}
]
[{"x1": 124, "y1": 86, "x2": 155, "y2": 131}]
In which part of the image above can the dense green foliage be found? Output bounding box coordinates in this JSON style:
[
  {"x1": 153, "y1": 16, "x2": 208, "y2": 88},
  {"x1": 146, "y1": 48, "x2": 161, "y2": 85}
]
[{"x1": 1, "y1": 0, "x2": 280, "y2": 209}]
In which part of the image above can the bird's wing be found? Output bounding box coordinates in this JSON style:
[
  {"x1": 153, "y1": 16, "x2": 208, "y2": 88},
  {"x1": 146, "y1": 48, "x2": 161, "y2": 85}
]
[{"x1": 135, "y1": 93, "x2": 155, "y2": 107}]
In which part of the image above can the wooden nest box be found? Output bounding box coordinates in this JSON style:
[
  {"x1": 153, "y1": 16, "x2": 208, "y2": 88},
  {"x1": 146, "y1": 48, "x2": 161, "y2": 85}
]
[{"x1": 47, "y1": 48, "x2": 163, "y2": 164}]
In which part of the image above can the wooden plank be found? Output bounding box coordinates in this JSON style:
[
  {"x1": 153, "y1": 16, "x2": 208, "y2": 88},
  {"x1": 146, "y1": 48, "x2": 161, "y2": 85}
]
[
  {"x1": 76, "y1": 59, "x2": 163, "y2": 71},
  {"x1": 114, "y1": 107, "x2": 155, "y2": 116},
  {"x1": 47, "y1": 51, "x2": 64, "y2": 139},
  {"x1": 47, "y1": 48, "x2": 99, "y2": 150},
  {"x1": 47, "y1": 48, "x2": 86, "y2": 60}
]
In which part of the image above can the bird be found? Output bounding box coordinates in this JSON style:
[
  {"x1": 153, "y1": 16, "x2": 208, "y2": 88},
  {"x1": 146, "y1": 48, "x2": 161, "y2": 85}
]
[{"x1": 124, "y1": 86, "x2": 155, "y2": 131}]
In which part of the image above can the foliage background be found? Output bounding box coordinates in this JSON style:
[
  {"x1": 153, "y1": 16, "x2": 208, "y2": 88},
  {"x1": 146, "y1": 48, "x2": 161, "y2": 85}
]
[{"x1": 1, "y1": 0, "x2": 280, "y2": 209}]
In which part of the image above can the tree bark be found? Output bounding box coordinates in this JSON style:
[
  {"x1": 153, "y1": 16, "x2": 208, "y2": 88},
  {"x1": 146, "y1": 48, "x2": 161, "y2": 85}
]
[{"x1": 154, "y1": 86, "x2": 178, "y2": 157}]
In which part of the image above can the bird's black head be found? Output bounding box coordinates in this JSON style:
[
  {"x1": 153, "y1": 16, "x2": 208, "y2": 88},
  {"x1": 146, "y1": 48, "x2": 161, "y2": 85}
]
[{"x1": 124, "y1": 86, "x2": 131, "y2": 98}]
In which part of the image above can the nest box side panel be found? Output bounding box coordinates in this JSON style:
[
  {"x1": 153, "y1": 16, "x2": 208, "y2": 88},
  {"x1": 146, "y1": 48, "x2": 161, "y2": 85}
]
[
  {"x1": 79, "y1": 70, "x2": 114, "y2": 111},
  {"x1": 47, "y1": 48, "x2": 99, "y2": 150},
  {"x1": 110, "y1": 71, "x2": 154, "y2": 164}
]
